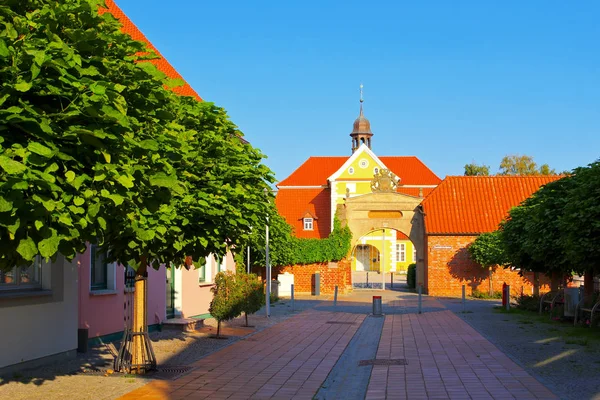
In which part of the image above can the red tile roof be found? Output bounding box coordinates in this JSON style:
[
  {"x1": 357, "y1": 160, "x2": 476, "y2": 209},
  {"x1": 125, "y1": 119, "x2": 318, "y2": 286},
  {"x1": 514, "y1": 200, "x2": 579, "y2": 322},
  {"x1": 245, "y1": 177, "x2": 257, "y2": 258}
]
[
  {"x1": 100, "y1": 1, "x2": 201, "y2": 100},
  {"x1": 275, "y1": 188, "x2": 331, "y2": 239},
  {"x1": 422, "y1": 176, "x2": 562, "y2": 235},
  {"x1": 277, "y1": 156, "x2": 441, "y2": 187}
]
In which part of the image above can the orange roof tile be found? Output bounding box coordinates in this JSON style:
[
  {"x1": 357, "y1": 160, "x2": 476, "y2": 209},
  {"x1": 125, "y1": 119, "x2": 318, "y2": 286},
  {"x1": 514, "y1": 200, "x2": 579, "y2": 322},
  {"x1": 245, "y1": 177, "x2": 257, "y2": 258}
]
[
  {"x1": 421, "y1": 176, "x2": 562, "y2": 235},
  {"x1": 278, "y1": 156, "x2": 441, "y2": 187},
  {"x1": 379, "y1": 157, "x2": 441, "y2": 186},
  {"x1": 275, "y1": 188, "x2": 331, "y2": 239},
  {"x1": 100, "y1": 1, "x2": 201, "y2": 100}
]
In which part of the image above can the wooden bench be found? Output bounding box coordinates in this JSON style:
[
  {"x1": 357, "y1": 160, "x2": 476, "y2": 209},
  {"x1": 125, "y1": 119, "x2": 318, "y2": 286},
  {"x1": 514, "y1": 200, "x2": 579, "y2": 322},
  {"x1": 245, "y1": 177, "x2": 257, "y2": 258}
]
[
  {"x1": 574, "y1": 296, "x2": 600, "y2": 327},
  {"x1": 539, "y1": 289, "x2": 564, "y2": 318}
]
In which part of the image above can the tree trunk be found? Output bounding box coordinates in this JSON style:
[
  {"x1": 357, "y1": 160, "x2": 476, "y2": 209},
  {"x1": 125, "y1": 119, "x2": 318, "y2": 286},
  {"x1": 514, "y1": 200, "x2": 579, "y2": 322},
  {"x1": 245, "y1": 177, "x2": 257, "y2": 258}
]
[
  {"x1": 132, "y1": 262, "x2": 148, "y2": 374},
  {"x1": 584, "y1": 269, "x2": 594, "y2": 300},
  {"x1": 533, "y1": 272, "x2": 540, "y2": 296},
  {"x1": 488, "y1": 267, "x2": 493, "y2": 296},
  {"x1": 217, "y1": 320, "x2": 221, "y2": 338},
  {"x1": 245, "y1": 312, "x2": 249, "y2": 327}
]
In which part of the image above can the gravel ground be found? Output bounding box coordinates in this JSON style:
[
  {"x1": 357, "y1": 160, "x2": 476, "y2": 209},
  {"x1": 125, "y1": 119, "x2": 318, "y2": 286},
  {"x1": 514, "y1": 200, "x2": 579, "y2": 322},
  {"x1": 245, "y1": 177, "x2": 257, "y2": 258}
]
[
  {"x1": 0, "y1": 296, "x2": 324, "y2": 400},
  {"x1": 438, "y1": 297, "x2": 600, "y2": 400}
]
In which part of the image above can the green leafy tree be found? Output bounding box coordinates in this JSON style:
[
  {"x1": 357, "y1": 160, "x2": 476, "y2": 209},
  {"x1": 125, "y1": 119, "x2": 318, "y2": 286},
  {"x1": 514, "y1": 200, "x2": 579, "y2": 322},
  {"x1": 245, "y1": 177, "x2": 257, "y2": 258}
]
[
  {"x1": 468, "y1": 231, "x2": 508, "y2": 295},
  {"x1": 560, "y1": 160, "x2": 600, "y2": 299},
  {"x1": 238, "y1": 273, "x2": 264, "y2": 327},
  {"x1": 0, "y1": 0, "x2": 272, "y2": 271},
  {"x1": 499, "y1": 155, "x2": 556, "y2": 176},
  {"x1": 209, "y1": 271, "x2": 243, "y2": 337},
  {"x1": 500, "y1": 177, "x2": 572, "y2": 292},
  {"x1": 464, "y1": 163, "x2": 490, "y2": 176},
  {"x1": 1, "y1": 0, "x2": 274, "y2": 370}
]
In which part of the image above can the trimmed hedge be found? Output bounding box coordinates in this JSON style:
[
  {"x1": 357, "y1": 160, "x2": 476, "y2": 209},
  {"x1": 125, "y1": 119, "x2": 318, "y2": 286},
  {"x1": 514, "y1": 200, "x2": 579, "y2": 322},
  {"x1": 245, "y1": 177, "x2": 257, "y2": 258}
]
[{"x1": 407, "y1": 263, "x2": 416, "y2": 289}]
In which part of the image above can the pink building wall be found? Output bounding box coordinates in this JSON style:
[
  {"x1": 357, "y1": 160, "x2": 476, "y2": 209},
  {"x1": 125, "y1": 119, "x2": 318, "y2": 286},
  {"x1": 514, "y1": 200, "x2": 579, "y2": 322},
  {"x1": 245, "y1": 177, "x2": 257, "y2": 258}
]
[
  {"x1": 176, "y1": 252, "x2": 236, "y2": 318},
  {"x1": 77, "y1": 247, "x2": 166, "y2": 339}
]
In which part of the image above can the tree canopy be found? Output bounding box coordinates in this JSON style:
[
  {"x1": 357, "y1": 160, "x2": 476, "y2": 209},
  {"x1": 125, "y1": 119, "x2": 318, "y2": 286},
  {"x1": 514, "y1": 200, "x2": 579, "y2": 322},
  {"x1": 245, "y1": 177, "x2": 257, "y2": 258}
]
[
  {"x1": 499, "y1": 155, "x2": 556, "y2": 176},
  {"x1": 464, "y1": 163, "x2": 490, "y2": 176},
  {"x1": 0, "y1": 0, "x2": 272, "y2": 271}
]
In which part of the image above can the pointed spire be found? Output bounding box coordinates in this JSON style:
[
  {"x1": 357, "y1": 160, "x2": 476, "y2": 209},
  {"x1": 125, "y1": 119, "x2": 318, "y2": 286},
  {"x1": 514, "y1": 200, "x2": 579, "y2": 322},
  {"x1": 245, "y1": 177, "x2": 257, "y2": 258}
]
[
  {"x1": 359, "y1": 83, "x2": 364, "y2": 116},
  {"x1": 350, "y1": 83, "x2": 373, "y2": 153}
]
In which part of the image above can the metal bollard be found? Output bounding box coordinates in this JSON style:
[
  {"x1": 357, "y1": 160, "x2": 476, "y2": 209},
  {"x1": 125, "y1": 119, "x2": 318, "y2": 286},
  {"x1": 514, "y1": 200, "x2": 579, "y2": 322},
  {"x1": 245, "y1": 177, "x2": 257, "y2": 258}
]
[
  {"x1": 418, "y1": 285, "x2": 422, "y2": 314},
  {"x1": 291, "y1": 284, "x2": 295, "y2": 311},
  {"x1": 372, "y1": 295, "x2": 382, "y2": 316},
  {"x1": 462, "y1": 285, "x2": 466, "y2": 313},
  {"x1": 505, "y1": 285, "x2": 510, "y2": 311},
  {"x1": 391, "y1": 272, "x2": 394, "y2": 289},
  {"x1": 334, "y1": 285, "x2": 338, "y2": 307},
  {"x1": 314, "y1": 272, "x2": 321, "y2": 296}
]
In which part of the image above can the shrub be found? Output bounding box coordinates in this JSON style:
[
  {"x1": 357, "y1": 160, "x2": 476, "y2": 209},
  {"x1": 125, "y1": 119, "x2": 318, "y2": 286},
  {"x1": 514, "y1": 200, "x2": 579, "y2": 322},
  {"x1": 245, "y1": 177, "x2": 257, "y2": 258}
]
[
  {"x1": 209, "y1": 271, "x2": 242, "y2": 337},
  {"x1": 471, "y1": 290, "x2": 503, "y2": 299},
  {"x1": 407, "y1": 264, "x2": 416, "y2": 289},
  {"x1": 238, "y1": 273, "x2": 264, "y2": 327},
  {"x1": 516, "y1": 294, "x2": 541, "y2": 312}
]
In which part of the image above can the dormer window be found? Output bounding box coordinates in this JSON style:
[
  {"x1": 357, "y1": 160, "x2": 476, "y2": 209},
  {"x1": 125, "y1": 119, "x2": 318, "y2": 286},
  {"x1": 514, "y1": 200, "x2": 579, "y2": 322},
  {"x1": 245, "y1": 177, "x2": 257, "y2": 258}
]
[{"x1": 303, "y1": 218, "x2": 314, "y2": 231}]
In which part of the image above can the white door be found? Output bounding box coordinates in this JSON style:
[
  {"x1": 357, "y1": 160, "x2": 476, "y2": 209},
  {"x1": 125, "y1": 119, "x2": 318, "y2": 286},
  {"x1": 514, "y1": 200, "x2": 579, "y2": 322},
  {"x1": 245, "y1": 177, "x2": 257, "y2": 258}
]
[{"x1": 355, "y1": 245, "x2": 370, "y2": 271}]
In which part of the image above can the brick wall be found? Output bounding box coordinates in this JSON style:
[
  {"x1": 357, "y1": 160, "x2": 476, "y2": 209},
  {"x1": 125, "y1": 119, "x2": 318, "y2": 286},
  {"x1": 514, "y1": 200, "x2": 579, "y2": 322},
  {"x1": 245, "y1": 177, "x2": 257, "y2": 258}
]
[
  {"x1": 426, "y1": 235, "x2": 550, "y2": 297},
  {"x1": 253, "y1": 259, "x2": 352, "y2": 295}
]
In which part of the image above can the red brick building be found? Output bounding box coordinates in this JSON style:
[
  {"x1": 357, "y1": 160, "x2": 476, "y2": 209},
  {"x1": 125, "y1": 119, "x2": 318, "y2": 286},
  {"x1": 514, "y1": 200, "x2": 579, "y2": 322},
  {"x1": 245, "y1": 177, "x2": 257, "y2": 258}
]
[{"x1": 421, "y1": 176, "x2": 560, "y2": 297}]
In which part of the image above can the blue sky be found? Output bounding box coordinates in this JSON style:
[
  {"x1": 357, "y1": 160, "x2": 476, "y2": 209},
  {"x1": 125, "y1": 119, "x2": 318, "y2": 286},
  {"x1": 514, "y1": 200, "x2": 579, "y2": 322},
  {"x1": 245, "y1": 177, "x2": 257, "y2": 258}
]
[{"x1": 120, "y1": 0, "x2": 599, "y2": 182}]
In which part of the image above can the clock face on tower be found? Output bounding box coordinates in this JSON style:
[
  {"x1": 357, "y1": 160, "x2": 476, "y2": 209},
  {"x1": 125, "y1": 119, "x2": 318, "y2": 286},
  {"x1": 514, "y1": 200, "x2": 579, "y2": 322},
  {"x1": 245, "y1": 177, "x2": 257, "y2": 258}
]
[{"x1": 359, "y1": 159, "x2": 369, "y2": 169}]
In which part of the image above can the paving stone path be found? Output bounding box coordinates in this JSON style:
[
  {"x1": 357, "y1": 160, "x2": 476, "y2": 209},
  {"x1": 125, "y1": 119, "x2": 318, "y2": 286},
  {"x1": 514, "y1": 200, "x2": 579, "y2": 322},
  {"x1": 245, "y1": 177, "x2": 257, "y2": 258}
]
[
  {"x1": 119, "y1": 310, "x2": 364, "y2": 399},
  {"x1": 118, "y1": 291, "x2": 558, "y2": 399},
  {"x1": 314, "y1": 315, "x2": 385, "y2": 399},
  {"x1": 366, "y1": 311, "x2": 556, "y2": 400}
]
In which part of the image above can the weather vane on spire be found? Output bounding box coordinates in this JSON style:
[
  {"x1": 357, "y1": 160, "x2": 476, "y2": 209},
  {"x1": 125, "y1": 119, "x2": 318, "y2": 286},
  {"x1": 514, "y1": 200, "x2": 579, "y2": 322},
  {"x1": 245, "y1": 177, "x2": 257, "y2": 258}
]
[
  {"x1": 359, "y1": 83, "x2": 364, "y2": 116},
  {"x1": 359, "y1": 83, "x2": 364, "y2": 103}
]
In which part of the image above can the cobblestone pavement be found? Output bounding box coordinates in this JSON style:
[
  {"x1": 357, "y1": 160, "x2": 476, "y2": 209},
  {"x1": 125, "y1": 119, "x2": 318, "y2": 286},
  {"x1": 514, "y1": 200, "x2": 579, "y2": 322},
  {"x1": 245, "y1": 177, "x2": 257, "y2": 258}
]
[
  {"x1": 0, "y1": 297, "x2": 323, "y2": 400},
  {"x1": 439, "y1": 297, "x2": 600, "y2": 400},
  {"x1": 2, "y1": 292, "x2": 573, "y2": 400},
  {"x1": 119, "y1": 310, "x2": 364, "y2": 400},
  {"x1": 366, "y1": 311, "x2": 556, "y2": 400},
  {"x1": 116, "y1": 291, "x2": 559, "y2": 400}
]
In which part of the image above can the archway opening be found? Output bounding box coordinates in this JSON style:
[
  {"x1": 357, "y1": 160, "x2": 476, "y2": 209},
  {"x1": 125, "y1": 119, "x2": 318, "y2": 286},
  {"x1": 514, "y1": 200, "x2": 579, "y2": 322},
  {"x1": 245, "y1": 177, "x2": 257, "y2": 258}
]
[{"x1": 351, "y1": 228, "x2": 416, "y2": 290}]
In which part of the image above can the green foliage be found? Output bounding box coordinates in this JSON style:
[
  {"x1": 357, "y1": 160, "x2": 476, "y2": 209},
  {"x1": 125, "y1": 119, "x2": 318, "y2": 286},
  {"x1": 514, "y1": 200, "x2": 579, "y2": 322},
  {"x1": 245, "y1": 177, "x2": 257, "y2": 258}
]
[
  {"x1": 238, "y1": 273, "x2": 264, "y2": 318},
  {"x1": 0, "y1": 0, "x2": 273, "y2": 271},
  {"x1": 240, "y1": 213, "x2": 352, "y2": 269},
  {"x1": 464, "y1": 163, "x2": 490, "y2": 176},
  {"x1": 471, "y1": 290, "x2": 502, "y2": 299},
  {"x1": 468, "y1": 231, "x2": 508, "y2": 268},
  {"x1": 560, "y1": 161, "x2": 600, "y2": 273},
  {"x1": 209, "y1": 271, "x2": 242, "y2": 336},
  {"x1": 407, "y1": 263, "x2": 416, "y2": 289},
  {"x1": 515, "y1": 294, "x2": 541, "y2": 312},
  {"x1": 499, "y1": 155, "x2": 556, "y2": 175},
  {"x1": 286, "y1": 217, "x2": 352, "y2": 265}
]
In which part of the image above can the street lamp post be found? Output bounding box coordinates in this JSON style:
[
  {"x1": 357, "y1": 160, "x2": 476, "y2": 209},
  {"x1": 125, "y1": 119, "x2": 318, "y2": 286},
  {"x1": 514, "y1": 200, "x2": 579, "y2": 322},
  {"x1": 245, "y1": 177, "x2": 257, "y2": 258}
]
[
  {"x1": 265, "y1": 214, "x2": 270, "y2": 317},
  {"x1": 264, "y1": 188, "x2": 271, "y2": 318}
]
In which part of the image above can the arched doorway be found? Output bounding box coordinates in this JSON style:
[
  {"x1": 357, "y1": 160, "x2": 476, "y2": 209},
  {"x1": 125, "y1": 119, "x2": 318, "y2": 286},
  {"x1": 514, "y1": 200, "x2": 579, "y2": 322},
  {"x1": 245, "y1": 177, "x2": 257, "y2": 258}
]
[
  {"x1": 338, "y1": 192, "x2": 426, "y2": 291},
  {"x1": 350, "y1": 228, "x2": 418, "y2": 289}
]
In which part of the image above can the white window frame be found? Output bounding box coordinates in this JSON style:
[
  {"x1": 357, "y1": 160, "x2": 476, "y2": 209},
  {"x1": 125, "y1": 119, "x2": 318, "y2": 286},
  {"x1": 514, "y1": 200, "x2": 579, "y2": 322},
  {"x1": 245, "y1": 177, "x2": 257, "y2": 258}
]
[
  {"x1": 90, "y1": 244, "x2": 117, "y2": 294},
  {"x1": 303, "y1": 218, "x2": 314, "y2": 231},
  {"x1": 0, "y1": 256, "x2": 44, "y2": 291},
  {"x1": 413, "y1": 247, "x2": 417, "y2": 262},
  {"x1": 399, "y1": 243, "x2": 406, "y2": 262}
]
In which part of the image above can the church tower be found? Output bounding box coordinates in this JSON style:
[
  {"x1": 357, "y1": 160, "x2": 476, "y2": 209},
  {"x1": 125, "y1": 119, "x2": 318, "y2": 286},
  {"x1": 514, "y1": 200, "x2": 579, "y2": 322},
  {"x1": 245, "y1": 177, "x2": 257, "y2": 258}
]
[{"x1": 350, "y1": 84, "x2": 373, "y2": 153}]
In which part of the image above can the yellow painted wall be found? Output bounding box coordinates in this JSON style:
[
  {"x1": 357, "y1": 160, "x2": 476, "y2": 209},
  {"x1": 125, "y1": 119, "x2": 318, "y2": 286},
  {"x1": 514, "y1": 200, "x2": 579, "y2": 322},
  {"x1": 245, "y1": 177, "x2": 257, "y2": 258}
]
[
  {"x1": 351, "y1": 229, "x2": 414, "y2": 273},
  {"x1": 334, "y1": 149, "x2": 415, "y2": 274}
]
